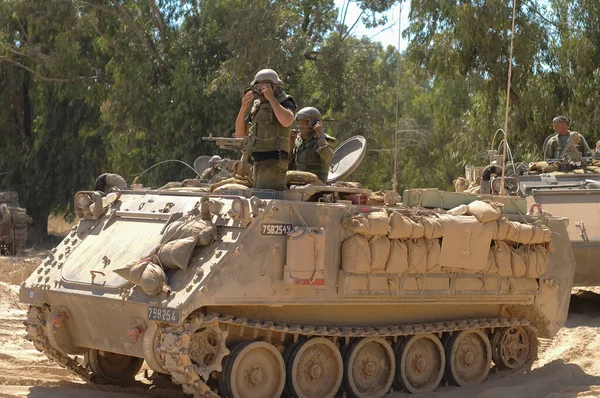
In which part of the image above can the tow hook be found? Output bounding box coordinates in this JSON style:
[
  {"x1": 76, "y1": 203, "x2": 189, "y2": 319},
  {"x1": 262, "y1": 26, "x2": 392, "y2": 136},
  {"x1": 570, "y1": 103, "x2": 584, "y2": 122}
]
[
  {"x1": 52, "y1": 312, "x2": 67, "y2": 331},
  {"x1": 125, "y1": 324, "x2": 145, "y2": 347}
]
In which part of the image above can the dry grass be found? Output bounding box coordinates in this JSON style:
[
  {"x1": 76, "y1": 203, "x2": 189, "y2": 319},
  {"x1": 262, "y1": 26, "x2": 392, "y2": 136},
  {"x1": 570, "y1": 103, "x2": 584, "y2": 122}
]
[{"x1": 0, "y1": 256, "x2": 43, "y2": 285}]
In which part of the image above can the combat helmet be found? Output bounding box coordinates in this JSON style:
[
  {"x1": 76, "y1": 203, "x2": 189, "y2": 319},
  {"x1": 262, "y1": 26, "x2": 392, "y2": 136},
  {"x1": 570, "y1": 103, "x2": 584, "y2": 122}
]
[
  {"x1": 251, "y1": 69, "x2": 284, "y2": 87},
  {"x1": 209, "y1": 155, "x2": 222, "y2": 167},
  {"x1": 295, "y1": 107, "x2": 322, "y2": 123}
]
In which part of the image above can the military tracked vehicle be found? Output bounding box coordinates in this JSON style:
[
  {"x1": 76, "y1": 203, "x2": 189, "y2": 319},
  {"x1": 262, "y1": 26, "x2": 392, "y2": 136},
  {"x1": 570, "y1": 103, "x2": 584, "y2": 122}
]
[
  {"x1": 20, "y1": 138, "x2": 575, "y2": 398},
  {"x1": 459, "y1": 143, "x2": 600, "y2": 287},
  {"x1": 0, "y1": 191, "x2": 31, "y2": 254}
]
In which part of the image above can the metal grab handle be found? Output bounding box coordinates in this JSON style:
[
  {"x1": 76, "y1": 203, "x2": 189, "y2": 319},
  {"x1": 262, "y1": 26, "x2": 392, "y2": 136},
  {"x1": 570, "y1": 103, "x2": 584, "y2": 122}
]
[{"x1": 90, "y1": 270, "x2": 106, "y2": 283}]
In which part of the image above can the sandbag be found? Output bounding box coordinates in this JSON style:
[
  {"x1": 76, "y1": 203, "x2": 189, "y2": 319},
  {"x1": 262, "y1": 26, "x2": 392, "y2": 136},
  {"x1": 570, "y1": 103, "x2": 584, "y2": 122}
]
[
  {"x1": 410, "y1": 220, "x2": 425, "y2": 239},
  {"x1": 542, "y1": 225, "x2": 552, "y2": 243},
  {"x1": 494, "y1": 241, "x2": 513, "y2": 277},
  {"x1": 386, "y1": 239, "x2": 409, "y2": 274},
  {"x1": 447, "y1": 204, "x2": 469, "y2": 216},
  {"x1": 422, "y1": 217, "x2": 444, "y2": 239},
  {"x1": 531, "y1": 161, "x2": 559, "y2": 173},
  {"x1": 506, "y1": 222, "x2": 533, "y2": 244},
  {"x1": 530, "y1": 225, "x2": 545, "y2": 244},
  {"x1": 114, "y1": 260, "x2": 145, "y2": 285},
  {"x1": 467, "y1": 200, "x2": 502, "y2": 223},
  {"x1": 511, "y1": 246, "x2": 527, "y2": 277},
  {"x1": 157, "y1": 236, "x2": 198, "y2": 270},
  {"x1": 139, "y1": 261, "x2": 171, "y2": 295},
  {"x1": 388, "y1": 212, "x2": 412, "y2": 239},
  {"x1": 129, "y1": 261, "x2": 146, "y2": 285},
  {"x1": 213, "y1": 183, "x2": 249, "y2": 193},
  {"x1": 161, "y1": 218, "x2": 214, "y2": 246},
  {"x1": 509, "y1": 278, "x2": 539, "y2": 292},
  {"x1": 526, "y1": 245, "x2": 549, "y2": 278},
  {"x1": 408, "y1": 238, "x2": 427, "y2": 274},
  {"x1": 114, "y1": 260, "x2": 171, "y2": 295},
  {"x1": 484, "y1": 248, "x2": 498, "y2": 274},
  {"x1": 494, "y1": 218, "x2": 510, "y2": 241},
  {"x1": 425, "y1": 239, "x2": 441, "y2": 273},
  {"x1": 342, "y1": 234, "x2": 371, "y2": 273},
  {"x1": 367, "y1": 209, "x2": 389, "y2": 236},
  {"x1": 370, "y1": 235, "x2": 391, "y2": 270},
  {"x1": 211, "y1": 177, "x2": 253, "y2": 190},
  {"x1": 286, "y1": 170, "x2": 320, "y2": 184},
  {"x1": 342, "y1": 214, "x2": 370, "y2": 235}
]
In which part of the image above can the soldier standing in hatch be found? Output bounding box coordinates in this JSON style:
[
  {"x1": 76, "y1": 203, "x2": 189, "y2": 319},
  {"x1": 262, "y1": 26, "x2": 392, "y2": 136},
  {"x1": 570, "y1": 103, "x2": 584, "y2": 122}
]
[
  {"x1": 235, "y1": 69, "x2": 296, "y2": 190},
  {"x1": 544, "y1": 115, "x2": 592, "y2": 160},
  {"x1": 291, "y1": 107, "x2": 336, "y2": 183}
]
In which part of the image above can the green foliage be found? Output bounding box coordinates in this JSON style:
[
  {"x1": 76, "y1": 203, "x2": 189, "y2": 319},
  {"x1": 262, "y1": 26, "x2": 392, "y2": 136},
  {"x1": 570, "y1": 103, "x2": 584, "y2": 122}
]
[{"x1": 3, "y1": 0, "x2": 600, "y2": 233}]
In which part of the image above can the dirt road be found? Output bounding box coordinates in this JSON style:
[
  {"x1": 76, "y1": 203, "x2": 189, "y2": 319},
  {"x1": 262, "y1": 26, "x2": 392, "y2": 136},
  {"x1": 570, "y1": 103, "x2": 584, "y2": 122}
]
[{"x1": 1, "y1": 250, "x2": 600, "y2": 398}]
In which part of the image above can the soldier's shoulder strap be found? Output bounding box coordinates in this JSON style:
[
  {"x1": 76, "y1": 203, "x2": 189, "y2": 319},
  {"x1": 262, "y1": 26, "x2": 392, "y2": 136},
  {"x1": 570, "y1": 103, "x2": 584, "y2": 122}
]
[
  {"x1": 276, "y1": 92, "x2": 297, "y2": 109},
  {"x1": 249, "y1": 99, "x2": 262, "y2": 121}
]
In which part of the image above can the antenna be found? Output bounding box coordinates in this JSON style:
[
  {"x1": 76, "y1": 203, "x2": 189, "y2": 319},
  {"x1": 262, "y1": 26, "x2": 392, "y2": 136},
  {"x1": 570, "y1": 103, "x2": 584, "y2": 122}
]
[
  {"x1": 500, "y1": 0, "x2": 518, "y2": 195},
  {"x1": 392, "y1": 1, "x2": 402, "y2": 193}
]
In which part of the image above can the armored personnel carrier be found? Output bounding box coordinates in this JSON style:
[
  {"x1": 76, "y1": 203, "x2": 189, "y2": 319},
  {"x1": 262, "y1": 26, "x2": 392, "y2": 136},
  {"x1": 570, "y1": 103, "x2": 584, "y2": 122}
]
[
  {"x1": 20, "y1": 139, "x2": 575, "y2": 398},
  {"x1": 0, "y1": 191, "x2": 31, "y2": 254},
  {"x1": 459, "y1": 144, "x2": 600, "y2": 287}
]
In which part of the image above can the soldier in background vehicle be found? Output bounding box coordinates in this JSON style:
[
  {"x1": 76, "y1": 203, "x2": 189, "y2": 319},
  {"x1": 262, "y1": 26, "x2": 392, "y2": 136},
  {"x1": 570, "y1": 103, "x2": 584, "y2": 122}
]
[
  {"x1": 291, "y1": 107, "x2": 336, "y2": 183},
  {"x1": 199, "y1": 155, "x2": 224, "y2": 183},
  {"x1": 543, "y1": 115, "x2": 591, "y2": 160},
  {"x1": 235, "y1": 69, "x2": 296, "y2": 190}
]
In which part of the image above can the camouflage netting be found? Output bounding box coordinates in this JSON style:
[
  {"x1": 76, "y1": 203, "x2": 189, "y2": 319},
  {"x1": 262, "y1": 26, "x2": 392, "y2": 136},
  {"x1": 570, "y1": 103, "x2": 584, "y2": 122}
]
[{"x1": 340, "y1": 200, "x2": 551, "y2": 288}]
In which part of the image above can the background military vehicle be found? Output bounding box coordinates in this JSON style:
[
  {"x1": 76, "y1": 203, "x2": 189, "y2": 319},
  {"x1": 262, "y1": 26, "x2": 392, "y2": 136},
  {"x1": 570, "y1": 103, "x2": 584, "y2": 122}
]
[
  {"x1": 19, "y1": 146, "x2": 575, "y2": 398},
  {"x1": 459, "y1": 141, "x2": 600, "y2": 287},
  {"x1": 0, "y1": 191, "x2": 31, "y2": 255}
]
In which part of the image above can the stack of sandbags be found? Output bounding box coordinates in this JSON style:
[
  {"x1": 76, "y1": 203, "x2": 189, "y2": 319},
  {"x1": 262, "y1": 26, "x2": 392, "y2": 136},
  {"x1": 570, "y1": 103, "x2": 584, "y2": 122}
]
[
  {"x1": 114, "y1": 260, "x2": 171, "y2": 296},
  {"x1": 160, "y1": 217, "x2": 215, "y2": 247},
  {"x1": 493, "y1": 218, "x2": 552, "y2": 244},
  {"x1": 486, "y1": 241, "x2": 549, "y2": 279},
  {"x1": 530, "y1": 161, "x2": 560, "y2": 174},
  {"x1": 342, "y1": 209, "x2": 444, "y2": 275},
  {"x1": 342, "y1": 209, "x2": 389, "y2": 273}
]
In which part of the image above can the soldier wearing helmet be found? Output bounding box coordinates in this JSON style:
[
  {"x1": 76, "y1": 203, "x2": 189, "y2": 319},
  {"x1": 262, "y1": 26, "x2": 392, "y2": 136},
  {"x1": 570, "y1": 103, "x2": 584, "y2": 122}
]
[
  {"x1": 235, "y1": 69, "x2": 296, "y2": 190},
  {"x1": 199, "y1": 155, "x2": 223, "y2": 183},
  {"x1": 291, "y1": 107, "x2": 336, "y2": 183}
]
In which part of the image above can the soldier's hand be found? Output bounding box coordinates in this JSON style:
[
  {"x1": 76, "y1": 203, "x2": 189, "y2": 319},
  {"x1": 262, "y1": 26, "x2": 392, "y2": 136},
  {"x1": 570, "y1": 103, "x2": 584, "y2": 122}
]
[
  {"x1": 314, "y1": 121, "x2": 325, "y2": 138},
  {"x1": 261, "y1": 84, "x2": 275, "y2": 101},
  {"x1": 241, "y1": 91, "x2": 254, "y2": 109}
]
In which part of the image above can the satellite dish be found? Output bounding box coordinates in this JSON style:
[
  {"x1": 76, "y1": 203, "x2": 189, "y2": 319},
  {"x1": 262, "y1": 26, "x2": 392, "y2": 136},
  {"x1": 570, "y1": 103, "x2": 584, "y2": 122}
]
[
  {"x1": 193, "y1": 156, "x2": 211, "y2": 176},
  {"x1": 327, "y1": 135, "x2": 367, "y2": 183}
]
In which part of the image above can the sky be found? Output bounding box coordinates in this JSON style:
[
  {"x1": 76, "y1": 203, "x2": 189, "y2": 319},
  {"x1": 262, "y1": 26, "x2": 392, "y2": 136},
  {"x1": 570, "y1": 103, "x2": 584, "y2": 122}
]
[{"x1": 334, "y1": 0, "x2": 410, "y2": 51}]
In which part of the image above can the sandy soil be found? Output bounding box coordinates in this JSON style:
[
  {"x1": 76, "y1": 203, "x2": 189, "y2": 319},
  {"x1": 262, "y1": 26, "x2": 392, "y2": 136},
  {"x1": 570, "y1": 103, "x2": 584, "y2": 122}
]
[{"x1": 1, "y1": 247, "x2": 599, "y2": 398}]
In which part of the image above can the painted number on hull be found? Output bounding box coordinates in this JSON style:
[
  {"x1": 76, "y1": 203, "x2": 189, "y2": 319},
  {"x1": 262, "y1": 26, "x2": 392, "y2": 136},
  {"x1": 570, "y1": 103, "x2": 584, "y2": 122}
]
[
  {"x1": 147, "y1": 306, "x2": 179, "y2": 323},
  {"x1": 261, "y1": 224, "x2": 293, "y2": 235}
]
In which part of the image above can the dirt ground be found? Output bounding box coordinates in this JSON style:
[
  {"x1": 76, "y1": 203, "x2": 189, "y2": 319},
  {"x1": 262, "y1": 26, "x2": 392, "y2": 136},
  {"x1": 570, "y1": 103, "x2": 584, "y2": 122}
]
[{"x1": 1, "y1": 237, "x2": 600, "y2": 397}]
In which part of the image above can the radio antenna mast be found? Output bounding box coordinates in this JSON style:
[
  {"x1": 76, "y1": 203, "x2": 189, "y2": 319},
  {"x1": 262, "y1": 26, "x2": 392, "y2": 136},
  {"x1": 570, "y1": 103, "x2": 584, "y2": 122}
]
[
  {"x1": 392, "y1": 2, "x2": 402, "y2": 193},
  {"x1": 500, "y1": 0, "x2": 517, "y2": 195}
]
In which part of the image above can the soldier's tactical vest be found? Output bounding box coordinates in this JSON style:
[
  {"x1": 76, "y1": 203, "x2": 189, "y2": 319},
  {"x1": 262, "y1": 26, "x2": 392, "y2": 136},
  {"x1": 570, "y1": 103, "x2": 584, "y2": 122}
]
[
  {"x1": 546, "y1": 131, "x2": 581, "y2": 159},
  {"x1": 294, "y1": 135, "x2": 329, "y2": 183},
  {"x1": 247, "y1": 92, "x2": 295, "y2": 154}
]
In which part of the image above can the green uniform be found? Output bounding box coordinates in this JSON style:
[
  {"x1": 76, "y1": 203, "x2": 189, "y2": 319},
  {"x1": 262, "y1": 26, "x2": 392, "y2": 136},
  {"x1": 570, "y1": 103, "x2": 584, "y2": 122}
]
[
  {"x1": 199, "y1": 166, "x2": 222, "y2": 183},
  {"x1": 545, "y1": 131, "x2": 591, "y2": 159},
  {"x1": 293, "y1": 133, "x2": 334, "y2": 183},
  {"x1": 247, "y1": 92, "x2": 296, "y2": 190}
]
